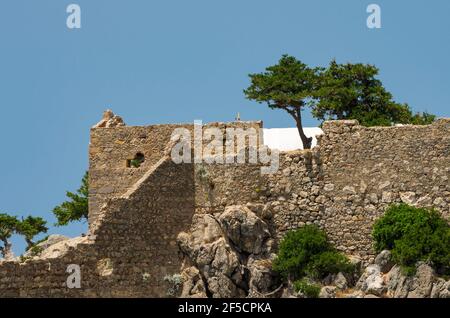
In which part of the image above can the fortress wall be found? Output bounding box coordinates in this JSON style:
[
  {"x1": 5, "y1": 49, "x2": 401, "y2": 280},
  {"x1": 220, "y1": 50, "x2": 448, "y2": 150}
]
[
  {"x1": 1, "y1": 118, "x2": 448, "y2": 297},
  {"x1": 0, "y1": 241, "x2": 98, "y2": 297},
  {"x1": 193, "y1": 119, "x2": 449, "y2": 262},
  {"x1": 193, "y1": 162, "x2": 264, "y2": 214},
  {"x1": 0, "y1": 153, "x2": 195, "y2": 297},
  {"x1": 89, "y1": 124, "x2": 192, "y2": 231},
  {"x1": 89, "y1": 157, "x2": 195, "y2": 297},
  {"x1": 89, "y1": 121, "x2": 262, "y2": 231},
  {"x1": 317, "y1": 119, "x2": 450, "y2": 261}
]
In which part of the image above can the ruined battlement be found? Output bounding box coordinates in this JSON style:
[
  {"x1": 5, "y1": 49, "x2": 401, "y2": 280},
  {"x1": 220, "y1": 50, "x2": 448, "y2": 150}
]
[{"x1": 88, "y1": 115, "x2": 263, "y2": 230}]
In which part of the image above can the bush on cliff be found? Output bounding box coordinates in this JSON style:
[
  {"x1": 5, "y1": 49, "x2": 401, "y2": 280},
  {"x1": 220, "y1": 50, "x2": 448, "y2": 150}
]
[
  {"x1": 293, "y1": 279, "x2": 321, "y2": 298},
  {"x1": 273, "y1": 225, "x2": 354, "y2": 280},
  {"x1": 373, "y1": 204, "x2": 450, "y2": 275}
]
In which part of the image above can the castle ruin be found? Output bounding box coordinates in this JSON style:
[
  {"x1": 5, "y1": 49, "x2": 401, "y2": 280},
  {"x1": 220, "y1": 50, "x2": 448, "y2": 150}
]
[{"x1": 0, "y1": 112, "x2": 448, "y2": 297}]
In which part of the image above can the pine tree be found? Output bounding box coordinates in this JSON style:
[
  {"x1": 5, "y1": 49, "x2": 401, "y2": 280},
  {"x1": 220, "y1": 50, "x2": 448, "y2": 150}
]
[{"x1": 53, "y1": 171, "x2": 89, "y2": 226}]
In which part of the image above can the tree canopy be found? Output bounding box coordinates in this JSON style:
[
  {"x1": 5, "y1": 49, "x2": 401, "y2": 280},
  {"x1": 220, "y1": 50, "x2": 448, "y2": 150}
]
[
  {"x1": 0, "y1": 213, "x2": 48, "y2": 259},
  {"x1": 244, "y1": 55, "x2": 320, "y2": 149},
  {"x1": 244, "y1": 55, "x2": 435, "y2": 148},
  {"x1": 53, "y1": 171, "x2": 89, "y2": 226},
  {"x1": 313, "y1": 60, "x2": 435, "y2": 126},
  {"x1": 0, "y1": 213, "x2": 19, "y2": 259},
  {"x1": 16, "y1": 216, "x2": 48, "y2": 251}
]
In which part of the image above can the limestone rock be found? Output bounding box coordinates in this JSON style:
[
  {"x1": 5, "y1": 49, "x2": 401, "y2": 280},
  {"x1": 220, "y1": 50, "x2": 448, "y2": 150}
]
[
  {"x1": 207, "y1": 274, "x2": 246, "y2": 298},
  {"x1": 333, "y1": 272, "x2": 349, "y2": 290},
  {"x1": 348, "y1": 255, "x2": 363, "y2": 273},
  {"x1": 407, "y1": 263, "x2": 435, "y2": 298},
  {"x1": 23, "y1": 234, "x2": 69, "y2": 258},
  {"x1": 180, "y1": 266, "x2": 207, "y2": 298},
  {"x1": 177, "y1": 214, "x2": 244, "y2": 298},
  {"x1": 374, "y1": 250, "x2": 395, "y2": 273},
  {"x1": 385, "y1": 265, "x2": 410, "y2": 298},
  {"x1": 245, "y1": 203, "x2": 265, "y2": 218},
  {"x1": 247, "y1": 256, "x2": 278, "y2": 296},
  {"x1": 93, "y1": 109, "x2": 125, "y2": 128},
  {"x1": 31, "y1": 236, "x2": 87, "y2": 260},
  {"x1": 430, "y1": 280, "x2": 450, "y2": 298},
  {"x1": 219, "y1": 206, "x2": 270, "y2": 255},
  {"x1": 356, "y1": 264, "x2": 386, "y2": 296},
  {"x1": 384, "y1": 262, "x2": 446, "y2": 298},
  {"x1": 319, "y1": 286, "x2": 336, "y2": 298},
  {"x1": 177, "y1": 214, "x2": 222, "y2": 254}
]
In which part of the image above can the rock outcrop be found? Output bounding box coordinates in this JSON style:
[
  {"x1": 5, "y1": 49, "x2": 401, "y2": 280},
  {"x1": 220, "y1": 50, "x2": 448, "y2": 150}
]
[
  {"x1": 354, "y1": 254, "x2": 449, "y2": 298},
  {"x1": 177, "y1": 206, "x2": 279, "y2": 298},
  {"x1": 93, "y1": 109, "x2": 125, "y2": 128},
  {"x1": 177, "y1": 231, "x2": 450, "y2": 299},
  {"x1": 23, "y1": 235, "x2": 87, "y2": 260},
  {"x1": 218, "y1": 206, "x2": 271, "y2": 255},
  {"x1": 22, "y1": 235, "x2": 69, "y2": 258}
]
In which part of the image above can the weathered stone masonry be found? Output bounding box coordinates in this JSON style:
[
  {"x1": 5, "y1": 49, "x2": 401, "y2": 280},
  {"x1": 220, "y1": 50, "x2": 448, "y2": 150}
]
[{"x1": 0, "y1": 117, "x2": 448, "y2": 297}]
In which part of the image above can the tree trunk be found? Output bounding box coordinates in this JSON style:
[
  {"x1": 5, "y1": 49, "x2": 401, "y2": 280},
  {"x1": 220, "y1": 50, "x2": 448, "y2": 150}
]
[
  {"x1": 25, "y1": 238, "x2": 34, "y2": 251},
  {"x1": 1, "y1": 240, "x2": 14, "y2": 261},
  {"x1": 293, "y1": 108, "x2": 312, "y2": 150}
]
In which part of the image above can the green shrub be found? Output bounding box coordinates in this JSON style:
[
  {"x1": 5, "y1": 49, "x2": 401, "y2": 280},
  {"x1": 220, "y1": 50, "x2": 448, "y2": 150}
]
[
  {"x1": 273, "y1": 225, "x2": 353, "y2": 280},
  {"x1": 293, "y1": 279, "x2": 321, "y2": 298},
  {"x1": 306, "y1": 251, "x2": 355, "y2": 279},
  {"x1": 373, "y1": 204, "x2": 450, "y2": 274},
  {"x1": 272, "y1": 225, "x2": 330, "y2": 279}
]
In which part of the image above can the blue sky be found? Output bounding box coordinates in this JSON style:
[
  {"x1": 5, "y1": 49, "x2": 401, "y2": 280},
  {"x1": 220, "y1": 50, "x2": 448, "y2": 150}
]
[{"x1": 0, "y1": 0, "x2": 449, "y2": 255}]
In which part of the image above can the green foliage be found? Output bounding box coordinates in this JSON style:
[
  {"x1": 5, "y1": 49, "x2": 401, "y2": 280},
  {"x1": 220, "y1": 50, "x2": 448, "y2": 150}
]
[
  {"x1": 293, "y1": 279, "x2": 321, "y2": 298},
  {"x1": 129, "y1": 159, "x2": 142, "y2": 168},
  {"x1": 273, "y1": 225, "x2": 329, "y2": 279},
  {"x1": 1, "y1": 213, "x2": 48, "y2": 257},
  {"x1": 409, "y1": 112, "x2": 436, "y2": 125},
  {"x1": 16, "y1": 216, "x2": 48, "y2": 250},
  {"x1": 244, "y1": 55, "x2": 319, "y2": 110},
  {"x1": 34, "y1": 235, "x2": 49, "y2": 246},
  {"x1": 244, "y1": 55, "x2": 320, "y2": 149},
  {"x1": 273, "y1": 225, "x2": 353, "y2": 280},
  {"x1": 313, "y1": 60, "x2": 435, "y2": 127},
  {"x1": 128, "y1": 153, "x2": 145, "y2": 168},
  {"x1": 0, "y1": 213, "x2": 19, "y2": 257},
  {"x1": 244, "y1": 56, "x2": 435, "y2": 141},
  {"x1": 373, "y1": 204, "x2": 450, "y2": 274},
  {"x1": 53, "y1": 171, "x2": 89, "y2": 226},
  {"x1": 0, "y1": 213, "x2": 19, "y2": 242},
  {"x1": 306, "y1": 251, "x2": 354, "y2": 279},
  {"x1": 28, "y1": 245, "x2": 44, "y2": 257}
]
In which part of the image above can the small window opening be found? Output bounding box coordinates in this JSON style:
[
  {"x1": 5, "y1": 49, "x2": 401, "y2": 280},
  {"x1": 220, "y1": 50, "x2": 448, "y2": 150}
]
[{"x1": 127, "y1": 152, "x2": 145, "y2": 168}]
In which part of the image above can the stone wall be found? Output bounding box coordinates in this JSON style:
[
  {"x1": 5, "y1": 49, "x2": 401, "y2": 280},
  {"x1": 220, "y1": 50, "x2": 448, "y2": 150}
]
[
  {"x1": 0, "y1": 149, "x2": 195, "y2": 297},
  {"x1": 89, "y1": 121, "x2": 262, "y2": 231},
  {"x1": 194, "y1": 119, "x2": 450, "y2": 263},
  {"x1": 0, "y1": 117, "x2": 448, "y2": 297},
  {"x1": 89, "y1": 124, "x2": 190, "y2": 230},
  {"x1": 317, "y1": 119, "x2": 449, "y2": 261}
]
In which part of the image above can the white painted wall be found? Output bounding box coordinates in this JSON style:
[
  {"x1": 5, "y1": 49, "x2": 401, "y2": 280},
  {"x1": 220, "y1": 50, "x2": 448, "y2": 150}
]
[{"x1": 263, "y1": 127, "x2": 323, "y2": 151}]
